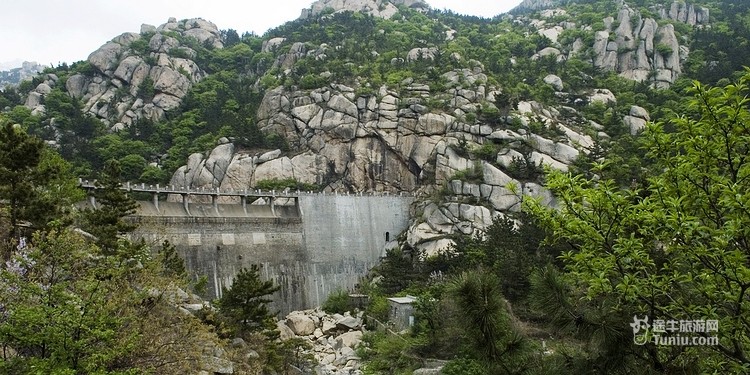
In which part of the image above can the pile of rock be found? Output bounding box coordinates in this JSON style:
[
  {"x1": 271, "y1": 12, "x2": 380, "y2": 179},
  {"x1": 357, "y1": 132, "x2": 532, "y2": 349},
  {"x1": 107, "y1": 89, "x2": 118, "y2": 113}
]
[{"x1": 277, "y1": 309, "x2": 367, "y2": 375}]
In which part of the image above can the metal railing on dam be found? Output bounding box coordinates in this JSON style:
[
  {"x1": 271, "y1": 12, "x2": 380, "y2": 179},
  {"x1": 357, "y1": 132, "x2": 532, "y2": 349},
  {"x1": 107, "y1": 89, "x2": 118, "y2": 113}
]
[
  {"x1": 78, "y1": 179, "x2": 414, "y2": 218},
  {"x1": 78, "y1": 179, "x2": 414, "y2": 198}
]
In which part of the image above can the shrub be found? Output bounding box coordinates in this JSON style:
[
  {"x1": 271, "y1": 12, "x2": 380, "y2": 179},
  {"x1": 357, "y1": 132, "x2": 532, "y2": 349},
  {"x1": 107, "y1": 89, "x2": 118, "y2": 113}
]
[
  {"x1": 358, "y1": 331, "x2": 420, "y2": 374},
  {"x1": 365, "y1": 294, "x2": 389, "y2": 322},
  {"x1": 265, "y1": 133, "x2": 289, "y2": 151},
  {"x1": 656, "y1": 42, "x2": 674, "y2": 56},
  {"x1": 471, "y1": 142, "x2": 499, "y2": 162},
  {"x1": 442, "y1": 358, "x2": 487, "y2": 375},
  {"x1": 255, "y1": 178, "x2": 319, "y2": 192},
  {"x1": 137, "y1": 76, "x2": 156, "y2": 101},
  {"x1": 451, "y1": 162, "x2": 484, "y2": 184},
  {"x1": 322, "y1": 289, "x2": 351, "y2": 314},
  {"x1": 130, "y1": 38, "x2": 149, "y2": 56},
  {"x1": 506, "y1": 156, "x2": 543, "y2": 181}
]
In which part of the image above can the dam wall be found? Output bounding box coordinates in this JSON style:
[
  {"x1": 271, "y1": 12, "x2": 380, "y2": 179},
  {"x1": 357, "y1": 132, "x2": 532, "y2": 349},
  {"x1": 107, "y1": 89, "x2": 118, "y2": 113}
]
[{"x1": 128, "y1": 193, "x2": 414, "y2": 314}]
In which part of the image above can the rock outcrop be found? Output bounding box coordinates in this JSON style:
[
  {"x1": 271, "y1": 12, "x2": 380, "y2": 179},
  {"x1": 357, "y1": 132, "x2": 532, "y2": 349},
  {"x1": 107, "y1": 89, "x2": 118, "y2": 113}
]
[
  {"x1": 24, "y1": 18, "x2": 221, "y2": 130},
  {"x1": 623, "y1": 105, "x2": 650, "y2": 135},
  {"x1": 512, "y1": 0, "x2": 560, "y2": 12},
  {"x1": 171, "y1": 65, "x2": 598, "y2": 254},
  {"x1": 529, "y1": 2, "x2": 704, "y2": 88},
  {"x1": 0, "y1": 61, "x2": 45, "y2": 88},
  {"x1": 658, "y1": 1, "x2": 710, "y2": 26},
  {"x1": 586, "y1": 6, "x2": 683, "y2": 88},
  {"x1": 299, "y1": 0, "x2": 428, "y2": 20}
]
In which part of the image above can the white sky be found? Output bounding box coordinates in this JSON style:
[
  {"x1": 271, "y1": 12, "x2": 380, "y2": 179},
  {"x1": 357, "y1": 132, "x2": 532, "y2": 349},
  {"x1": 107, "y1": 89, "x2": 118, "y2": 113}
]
[{"x1": 0, "y1": 0, "x2": 522, "y2": 68}]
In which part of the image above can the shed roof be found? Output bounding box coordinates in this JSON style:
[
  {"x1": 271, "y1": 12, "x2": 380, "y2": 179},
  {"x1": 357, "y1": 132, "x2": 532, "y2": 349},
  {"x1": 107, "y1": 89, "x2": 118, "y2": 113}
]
[{"x1": 387, "y1": 295, "x2": 418, "y2": 304}]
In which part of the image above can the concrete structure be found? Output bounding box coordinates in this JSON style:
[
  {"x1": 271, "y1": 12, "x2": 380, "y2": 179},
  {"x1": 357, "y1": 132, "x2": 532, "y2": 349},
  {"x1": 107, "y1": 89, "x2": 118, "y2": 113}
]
[
  {"x1": 80, "y1": 181, "x2": 414, "y2": 315},
  {"x1": 387, "y1": 295, "x2": 418, "y2": 331}
]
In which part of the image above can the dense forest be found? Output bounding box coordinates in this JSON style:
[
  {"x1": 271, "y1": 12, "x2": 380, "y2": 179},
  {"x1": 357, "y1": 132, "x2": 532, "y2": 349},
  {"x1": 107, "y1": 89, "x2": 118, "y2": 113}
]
[{"x1": 1, "y1": 0, "x2": 750, "y2": 373}]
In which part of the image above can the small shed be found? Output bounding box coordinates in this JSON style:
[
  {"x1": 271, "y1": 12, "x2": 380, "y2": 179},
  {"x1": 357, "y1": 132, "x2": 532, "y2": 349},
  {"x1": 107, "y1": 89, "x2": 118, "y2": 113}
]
[{"x1": 387, "y1": 295, "x2": 418, "y2": 331}]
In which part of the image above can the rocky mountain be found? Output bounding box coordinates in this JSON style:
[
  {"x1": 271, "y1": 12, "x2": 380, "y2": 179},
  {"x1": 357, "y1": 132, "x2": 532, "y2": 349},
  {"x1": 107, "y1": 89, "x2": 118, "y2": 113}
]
[
  {"x1": 19, "y1": 1, "x2": 700, "y2": 132},
  {"x1": 13, "y1": 0, "x2": 744, "y2": 256},
  {"x1": 14, "y1": 0, "x2": 736, "y2": 254},
  {"x1": 24, "y1": 17, "x2": 221, "y2": 130},
  {"x1": 521, "y1": 1, "x2": 703, "y2": 88},
  {"x1": 300, "y1": 0, "x2": 429, "y2": 19},
  {"x1": 0, "y1": 61, "x2": 45, "y2": 89},
  {"x1": 513, "y1": 0, "x2": 561, "y2": 12},
  {"x1": 171, "y1": 63, "x2": 649, "y2": 255},
  {"x1": 5, "y1": 1, "x2": 750, "y2": 372}
]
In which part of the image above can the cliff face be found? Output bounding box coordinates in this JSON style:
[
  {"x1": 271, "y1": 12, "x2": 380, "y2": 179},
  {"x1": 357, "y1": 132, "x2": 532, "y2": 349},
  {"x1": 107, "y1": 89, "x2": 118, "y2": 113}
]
[
  {"x1": 16, "y1": 1, "x2": 708, "y2": 256},
  {"x1": 168, "y1": 62, "x2": 637, "y2": 255},
  {"x1": 593, "y1": 6, "x2": 683, "y2": 88},
  {"x1": 24, "y1": 18, "x2": 222, "y2": 130},
  {"x1": 659, "y1": 1, "x2": 710, "y2": 26},
  {"x1": 528, "y1": 3, "x2": 695, "y2": 89},
  {"x1": 299, "y1": 0, "x2": 429, "y2": 19}
]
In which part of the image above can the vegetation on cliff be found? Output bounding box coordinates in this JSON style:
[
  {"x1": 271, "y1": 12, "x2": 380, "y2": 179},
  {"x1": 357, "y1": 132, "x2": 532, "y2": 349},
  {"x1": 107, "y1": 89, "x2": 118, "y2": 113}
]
[
  {"x1": 0, "y1": 120, "x2": 297, "y2": 374},
  {"x1": 2, "y1": 0, "x2": 750, "y2": 373},
  {"x1": 357, "y1": 72, "x2": 750, "y2": 373}
]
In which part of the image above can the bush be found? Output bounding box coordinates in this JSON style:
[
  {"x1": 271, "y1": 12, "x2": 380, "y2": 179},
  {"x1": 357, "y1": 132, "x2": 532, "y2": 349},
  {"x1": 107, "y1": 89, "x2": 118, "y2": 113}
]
[
  {"x1": 451, "y1": 163, "x2": 484, "y2": 184},
  {"x1": 265, "y1": 133, "x2": 289, "y2": 151},
  {"x1": 506, "y1": 156, "x2": 543, "y2": 181},
  {"x1": 322, "y1": 289, "x2": 351, "y2": 314},
  {"x1": 365, "y1": 294, "x2": 389, "y2": 322},
  {"x1": 358, "y1": 331, "x2": 421, "y2": 374},
  {"x1": 442, "y1": 358, "x2": 487, "y2": 375},
  {"x1": 656, "y1": 42, "x2": 674, "y2": 56},
  {"x1": 471, "y1": 142, "x2": 499, "y2": 162},
  {"x1": 129, "y1": 38, "x2": 150, "y2": 55},
  {"x1": 255, "y1": 178, "x2": 319, "y2": 192}
]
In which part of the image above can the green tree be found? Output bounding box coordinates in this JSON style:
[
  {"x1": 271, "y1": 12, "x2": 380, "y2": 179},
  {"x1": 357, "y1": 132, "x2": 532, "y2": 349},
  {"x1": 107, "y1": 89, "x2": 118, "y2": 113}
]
[
  {"x1": 448, "y1": 270, "x2": 504, "y2": 361},
  {"x1": 0, "y1": 230, "x2": 140, "y2": 373},
  {"x1": 373, "y1": 248, "x2": 424, "y2": 294},
  {"x1": 22, "y1": 148, "x2": 85, "y2": 231},
  {"x1": 528, "y1": 73, "x2": 750, "y2": 372},
  {"x1": 81, "y1": 159, "x2": 138, "y2": 254},
  {"x1": 119, "y1": 154, "x2": 148, "y2": 181},
  {"x1": 0, "y1": 122, "x2": 45, "y2": 240},
  {"x1": 218, "y1": 264, "x2": 280, "y2": 335},
  {"x1": 0, "y1": 229, "x2": 222, "y2": 374},
  {"x1": 159, "y1": 240, "x2": 186, "y2": 279}
]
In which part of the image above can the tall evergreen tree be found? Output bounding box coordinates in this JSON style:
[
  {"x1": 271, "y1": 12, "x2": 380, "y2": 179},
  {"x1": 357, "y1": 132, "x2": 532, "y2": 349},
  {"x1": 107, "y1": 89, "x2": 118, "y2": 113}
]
[
  {"x1": 0, "y1": 122, "x2": 44, "y2": 240},
  {"x1": 218, "y1": 264, "x2": 280, "y2": 335},
  {"x1": 81, "y1": 159, "x2": 137, "y2": 254}
]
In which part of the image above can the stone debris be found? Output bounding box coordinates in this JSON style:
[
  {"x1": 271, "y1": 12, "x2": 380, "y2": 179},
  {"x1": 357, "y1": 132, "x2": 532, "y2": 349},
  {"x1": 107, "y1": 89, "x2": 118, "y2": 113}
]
[{"x1": 277, "y1": 308, "x2": 367, "y2": 375}]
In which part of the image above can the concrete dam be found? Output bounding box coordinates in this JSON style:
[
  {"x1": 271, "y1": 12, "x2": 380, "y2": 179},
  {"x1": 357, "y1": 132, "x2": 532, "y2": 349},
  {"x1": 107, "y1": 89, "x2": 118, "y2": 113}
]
[{"x1": 82, "y1": 182, "x2": 414, "y2": 314}]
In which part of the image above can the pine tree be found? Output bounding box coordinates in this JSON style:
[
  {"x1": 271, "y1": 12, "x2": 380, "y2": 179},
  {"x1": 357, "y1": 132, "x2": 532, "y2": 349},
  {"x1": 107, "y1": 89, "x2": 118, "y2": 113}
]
[
  {"x1": 218, "y1": 264, "x2": 280, "y2": 335},
  {"x1": 0, "y1": 122, "x2": 44, "y2": 240},
  {"x1": 159, "y1": 240, "x2": 186, "y2": 279},
  {"x1": 81, "y1": 159, "x2": 137, "y2": 254}
]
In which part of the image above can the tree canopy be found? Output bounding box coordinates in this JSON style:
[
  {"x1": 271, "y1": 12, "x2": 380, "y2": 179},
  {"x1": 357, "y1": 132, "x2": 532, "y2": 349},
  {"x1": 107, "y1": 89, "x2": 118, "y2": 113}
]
[{"x1": 528, "y1": 70, "x2": 750, "y2": 372}]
